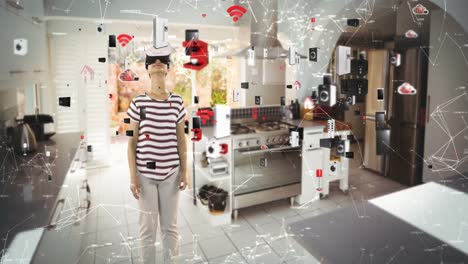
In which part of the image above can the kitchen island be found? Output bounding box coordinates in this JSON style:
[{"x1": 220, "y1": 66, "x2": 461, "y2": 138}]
[
  {"x1": 282, "y1": 119, "x2": 352, "y2": 132},
  {"x1": 0, "y1": 132, "x2": 86, "y2": 263},
  {"x1": 187, "y1": 111, "x2": 354, "y2": 223},
  {"x1": 282, "y1": 119, "x2": 352, "y2": 205}
]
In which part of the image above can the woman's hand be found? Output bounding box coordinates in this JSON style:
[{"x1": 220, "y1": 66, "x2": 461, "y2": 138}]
[
  {"x1": 130, "y1": 177, "x2": 141, "y2": 200},
  {"x1": 178, "y1": 169, "x2": 188, "y2": 191}
]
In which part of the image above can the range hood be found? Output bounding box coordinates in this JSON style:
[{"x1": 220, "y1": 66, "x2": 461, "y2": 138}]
[{"x1": 231, "y1": 0, "x2": 288, "y2": 59}]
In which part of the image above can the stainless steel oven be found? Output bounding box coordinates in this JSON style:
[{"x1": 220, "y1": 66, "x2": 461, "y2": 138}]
[{"x1": 230, "y1": 122, "x2": 302, "y2": 217}]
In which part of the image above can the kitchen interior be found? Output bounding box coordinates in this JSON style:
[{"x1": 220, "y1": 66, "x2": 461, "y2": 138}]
[{"x1": 1, "y1": 0, "x2": 468, "y2": 263}]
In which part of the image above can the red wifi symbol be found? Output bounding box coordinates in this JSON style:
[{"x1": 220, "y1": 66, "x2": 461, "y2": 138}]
[
  {"x1": 227, "y1": 5, "x2": 247, "y2": 22},
  {"x1": 117, "y1": 34, "x2": 133, "y2": 47},
  {"x1": 196, "y1": 109, "x2": 214, "y2": 125}
]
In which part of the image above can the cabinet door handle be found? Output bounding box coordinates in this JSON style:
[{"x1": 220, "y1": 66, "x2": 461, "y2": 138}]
[
  {"x1": 47, "y1": 198, "x2": 65, "y2": 230},
  {"x1": 238, "y1": 146, "x2": 300, "y2": 155}
]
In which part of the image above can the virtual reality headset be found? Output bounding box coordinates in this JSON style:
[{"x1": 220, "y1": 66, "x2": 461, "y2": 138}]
[
  {"x1": 145, "y1": 55, "x2": 171, "y2": 70},
  {"x1": 145, "y1": 45, "x2": 174, "y2": 70}
]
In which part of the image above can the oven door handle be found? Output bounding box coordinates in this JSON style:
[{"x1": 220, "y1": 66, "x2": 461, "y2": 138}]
[{"x1": 237, "y1": 145, "x2": 300, "y2": 155}]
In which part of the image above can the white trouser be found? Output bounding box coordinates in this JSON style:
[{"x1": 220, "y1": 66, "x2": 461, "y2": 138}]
[{"x1": 136, "y1": 168, "x2": 180, "y2": 264}]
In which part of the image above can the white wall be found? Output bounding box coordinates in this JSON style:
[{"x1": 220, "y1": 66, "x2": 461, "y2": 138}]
[
  {"x1": 0, "y1": 0, "x2": 49, "y2": 84},
  {"x1": 0, "y1": 0, "x2": 50, "y2": 137}
]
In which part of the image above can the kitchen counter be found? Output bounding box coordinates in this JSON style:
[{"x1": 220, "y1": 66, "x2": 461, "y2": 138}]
[
  {"x1": 282, "y1": 119, "x2": 352, "y2": 132},
  {"x1": 0, "y1": 132, "x2": 82, "y2": 252}
]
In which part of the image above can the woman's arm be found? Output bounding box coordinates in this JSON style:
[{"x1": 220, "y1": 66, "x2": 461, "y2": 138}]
[
  {"x1": 127, "y1": 120, "x2": 141, "y2": 199},
  {"x1": 176, "y1": 120, "x2": 188, "y2": 189}
]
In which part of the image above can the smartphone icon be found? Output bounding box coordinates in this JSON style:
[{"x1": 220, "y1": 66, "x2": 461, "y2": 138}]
[
  {"x1": 377, "y1": 88, "x2": 384, "y2": 101},
  {"x1": 192, "y1": 116, "x2": 201, "y2": 129}
]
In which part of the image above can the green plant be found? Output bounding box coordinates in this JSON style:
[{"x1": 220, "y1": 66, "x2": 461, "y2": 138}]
[{"x1": 210, "y1": 88, "x2": 226, "y2": 107}]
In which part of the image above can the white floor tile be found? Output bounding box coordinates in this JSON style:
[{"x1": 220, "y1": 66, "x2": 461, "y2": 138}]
[
  {"x1": 242, "y1": 208, "x2": 277, "y2": 227},
  {"x1": 226, "y1": 227, "x2": 266, "y2": 251},
  {"x1": 253, "y1": 221, "x2": 289, "y2": 244},
  {"x1": 220, "y1": 215, "x2": 251, "y2": 233},
  {"x1": 297, "y1": 209, "x2": 324, "y2": 220},
  {"x1": 178, "y1": 226, "x2": 195, "y2": 246},
  {"x1": 199, "y1": 235, "x2": 237, "y2": 260},
  {"x1": 173, "y1": 242, "x2": 207, "y2": 263},
  {"x1": 189, "y1": 223, "x2": 226, "y2": 241},
  {"x1": 240, "y1": 243, "x2": 282, "y2": 264},
  {"x1": 269, "y1": 237, "x2": 309, "y2": 262},
  {"x1": 208, "y1": 252, "x2": 247, "y2": 263},
  {"x1": 264, "y1": 204, "x2": 300, "y2": 222}
]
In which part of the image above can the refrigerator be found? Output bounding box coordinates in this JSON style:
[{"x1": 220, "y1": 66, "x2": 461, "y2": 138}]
[
  {"x1": 363, "y1": 50, "x2": 389, "y2": 174},
  {"x1": 386, "y1": 48, "x2": 428, "y2": 186},
  {"x1": 363, "y1": 48, "x2": 428, "y2": 186}
]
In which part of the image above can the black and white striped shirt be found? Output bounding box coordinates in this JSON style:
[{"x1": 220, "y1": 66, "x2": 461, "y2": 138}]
[{"x1": 127, "y1": 93, "x2": 186, "y2": 180}]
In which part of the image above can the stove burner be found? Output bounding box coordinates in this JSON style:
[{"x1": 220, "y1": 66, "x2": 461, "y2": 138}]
[
  {"x1": 256, "y1": 121, "x2": 281, "y2": 132},
  {"x1": 231, "y1": 124, "x2": 254, "y2": 135},
  {"x1": 231, "y1": 122, "x2": 292, "y2": 135}
]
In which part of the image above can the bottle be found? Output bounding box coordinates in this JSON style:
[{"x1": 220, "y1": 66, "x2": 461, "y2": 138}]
[
  {"x1": 288, "y1": 101, "x2": 295, "y2": 120},
  {"x1": 294, "y1": 99, "x2": 300, "y2": 119}
]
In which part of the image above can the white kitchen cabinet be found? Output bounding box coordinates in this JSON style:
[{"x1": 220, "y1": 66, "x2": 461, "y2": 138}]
[
  {"x1": 186, "y1": 107, "x2": 232, "y2": 226},
  {"x1": 319, "y1": 131, "x2": 350, "y2": 197},
  {"x1": 296, "y1": 127, "x2": 351, "y2": 204},
  {"x1": 296, "y1": 128, "x2": 323, "y2": 205}
]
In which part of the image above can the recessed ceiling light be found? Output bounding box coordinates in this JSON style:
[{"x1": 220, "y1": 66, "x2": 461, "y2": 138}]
[
  {"x1": 463, "y1": 44, "x2": 468, "y2": 47},
  {"x1": 51, "y1": 32, "x2": 67, "y2": 36}
]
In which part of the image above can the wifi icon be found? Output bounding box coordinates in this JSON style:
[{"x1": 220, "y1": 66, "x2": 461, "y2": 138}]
[
  {"x1": 227, "y1": 5, "x2": 247, "y2": 22},
  {"x1": 117, "y1": 34, "x2": 133, "y2": 47}
]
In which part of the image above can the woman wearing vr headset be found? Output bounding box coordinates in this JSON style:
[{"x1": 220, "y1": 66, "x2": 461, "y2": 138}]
[{"x1": 126, "y1": 45, "x2": 188, "y2": 263}]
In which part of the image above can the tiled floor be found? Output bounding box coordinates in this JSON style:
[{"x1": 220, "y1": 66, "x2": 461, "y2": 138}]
[{"x1": 77, "y1": 141, "x2": 406, "y2": 263}]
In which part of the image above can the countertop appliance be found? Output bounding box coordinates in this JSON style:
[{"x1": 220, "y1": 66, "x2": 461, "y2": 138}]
[
  {"x1": 11, "y1": 118, "x2": 38, "y2": 154},
  {"x1": 231, "y1": 121, "x2": 301, "y2": 218},
  {"x1": 23, "y1": 114, "x2": 56, "y2": 141}
]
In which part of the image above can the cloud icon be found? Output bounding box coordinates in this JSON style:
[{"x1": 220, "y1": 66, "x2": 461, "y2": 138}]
[
  {"x1": 405, "y1": 29, "x2": 419, "y2": 39},
  {"x1": 398, "y1": 82, "x2": 417, "y2": 95},
  {"x1": 412, "y1": 4, "x2": 429, "y2": 15}
]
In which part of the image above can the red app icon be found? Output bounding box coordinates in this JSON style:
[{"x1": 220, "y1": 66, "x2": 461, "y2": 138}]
[{"x1": 316, "y1": 169, "x2": 323, "y2": 177}]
